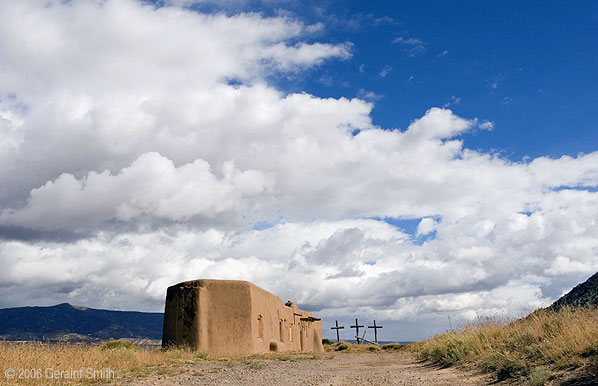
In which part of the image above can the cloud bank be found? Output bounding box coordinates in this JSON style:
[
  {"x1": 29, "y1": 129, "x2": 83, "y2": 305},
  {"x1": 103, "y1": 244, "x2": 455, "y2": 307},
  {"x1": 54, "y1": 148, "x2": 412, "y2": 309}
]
[{"x1": 0, "y1": 0, "x2": 597, "y2": 339}]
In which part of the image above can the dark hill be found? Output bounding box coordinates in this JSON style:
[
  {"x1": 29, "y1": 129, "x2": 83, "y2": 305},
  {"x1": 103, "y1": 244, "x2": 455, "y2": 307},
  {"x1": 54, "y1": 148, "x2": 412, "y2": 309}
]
[
  {"x1": 548, "y1": 272, "x2": 598, "y2": 310},
  {"x1": 0, "y1": 303, "x2": 163, "y2": 342}
]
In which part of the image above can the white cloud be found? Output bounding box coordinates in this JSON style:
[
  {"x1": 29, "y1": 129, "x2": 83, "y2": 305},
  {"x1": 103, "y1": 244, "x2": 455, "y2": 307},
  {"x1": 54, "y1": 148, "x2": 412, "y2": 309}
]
[
  {"x1": 0, "y1": 0, "x2": 597, "y2": 340},
  {"x1": 392, "y1": 36, "x2": 425, "y2": 56},
  {"x1": 357, "y1": 89, "x2": 382, "y2": 101},
  {"x1": 544, "y1": 256, "x2": 596, "y2": 275},
  {"x1": 416, "y1": 218, "x2": 438, "y2": 236},
  {"x1": 436, "y1": 49, "x2": 449, "y2": 58},
  {"x1": 0, "y1": 152, "x2": 274, "y2": 229},
  {"x1": 478, "y1": 120, "x2": 495, "y2": 130},
  {"x1": 442, "y1": 96, "x2": 461, "y2": 108},
  {"x1": 378, "y1": 65, "x2": 392, "y2": 78},
  {"x1": 392, "y1": 37, "x2": 423, "y2": 45}
]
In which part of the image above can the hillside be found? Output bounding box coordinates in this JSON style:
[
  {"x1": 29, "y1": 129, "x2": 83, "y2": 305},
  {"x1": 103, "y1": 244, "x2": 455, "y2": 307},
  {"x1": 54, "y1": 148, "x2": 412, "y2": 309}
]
[
  {"x1": 414, "y1": 272, "x2": 598, "y2": 384},
  {"x1": 548, "y1": 272, "x2": 598, "y2": 310},
  {"x1": 0, "y1": 303, "x2": 163, "y2": 342}
]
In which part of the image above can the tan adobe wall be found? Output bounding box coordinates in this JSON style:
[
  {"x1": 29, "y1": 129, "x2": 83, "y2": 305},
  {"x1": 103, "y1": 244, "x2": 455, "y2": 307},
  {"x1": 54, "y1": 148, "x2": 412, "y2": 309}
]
[{"x1": 162, "y1": 279, "x2": 324, "y2": 356}]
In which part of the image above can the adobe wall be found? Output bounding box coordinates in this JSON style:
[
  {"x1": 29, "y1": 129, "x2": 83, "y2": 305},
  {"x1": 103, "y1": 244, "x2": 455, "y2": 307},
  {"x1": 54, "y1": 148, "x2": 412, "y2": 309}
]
[{"x1": 162, "y1": 279, "x2": 324, "y2": 356}]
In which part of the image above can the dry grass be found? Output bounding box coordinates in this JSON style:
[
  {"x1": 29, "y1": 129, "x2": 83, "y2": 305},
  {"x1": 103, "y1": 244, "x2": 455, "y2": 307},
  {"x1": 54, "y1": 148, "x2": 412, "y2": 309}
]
[
  {"x1": 0, "y1": 340, "x2": 339, "y2": 384},
  {"x1": 324, "y1": 341, "x2": 404, "y2": 353},
  {"x1": 413, "y1": 307, "x2": 598, "y2": 383},
  {"x1": 0, "y1": 340, "x2": 207, "y2": 385}
]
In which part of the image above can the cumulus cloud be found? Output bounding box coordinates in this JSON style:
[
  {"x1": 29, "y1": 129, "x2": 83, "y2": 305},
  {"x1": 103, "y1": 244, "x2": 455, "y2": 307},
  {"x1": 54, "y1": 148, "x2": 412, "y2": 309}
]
[
  {"x1": 416, "y1": 218, "x2": 438, "y2": 236},
  {"x1": 0, "y1": 152, "x2": 274, "y2": 229},
  {"x1": 0, "y1": 0, "x2": 597, "y2": 340}
]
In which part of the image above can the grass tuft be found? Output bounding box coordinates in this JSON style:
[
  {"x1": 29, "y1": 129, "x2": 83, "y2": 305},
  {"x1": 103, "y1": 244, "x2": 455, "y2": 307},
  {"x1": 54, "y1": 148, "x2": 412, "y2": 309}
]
[{"x1": 195, "y1": 350, "x2": 210, "y2": 360}]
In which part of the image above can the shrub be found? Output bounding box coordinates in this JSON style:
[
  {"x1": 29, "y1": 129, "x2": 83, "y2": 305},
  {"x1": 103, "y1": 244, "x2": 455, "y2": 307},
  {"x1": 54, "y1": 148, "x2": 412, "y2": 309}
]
[
  {"x1": 381, "y1": 343, "x2": 402, "y2": 351},
  {"x1": 100, "y1": 339, "x2": 138, "y2": 350},
  {"x1": 244, "y1": 361, "x2": 265, "y2": 370},
  {"x1": 527, "y1": 367, "x2": 550, "y2": 386},
  {"x1": 335, "y1": 342, "x2": 350, "y2": 351},
  {"x1": 496, "y1": 358, "x2": 525, "y2": 381}
]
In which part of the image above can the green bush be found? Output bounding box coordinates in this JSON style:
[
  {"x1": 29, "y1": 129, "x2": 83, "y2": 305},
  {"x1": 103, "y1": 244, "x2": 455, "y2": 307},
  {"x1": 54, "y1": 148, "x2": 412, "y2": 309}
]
[
  {"x1": 100, "y1": 339, "x2": 138, "y2": 350},
  {"x1": 527, "y1": 367, "x2": 550, "y2": 386}
]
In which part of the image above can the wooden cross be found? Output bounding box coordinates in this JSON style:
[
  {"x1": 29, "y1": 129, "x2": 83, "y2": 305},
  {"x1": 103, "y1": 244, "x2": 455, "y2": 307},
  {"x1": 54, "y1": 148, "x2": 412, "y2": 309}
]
[
  {"x1": 350, "y1": 318, "x2": 364, "y2": 343},
  {"x1": 368, "y1": 320, "x2": 383, "y2": 344},
  {"x1": 330, "y1": 320, "x2": 344, "y2": 342}
]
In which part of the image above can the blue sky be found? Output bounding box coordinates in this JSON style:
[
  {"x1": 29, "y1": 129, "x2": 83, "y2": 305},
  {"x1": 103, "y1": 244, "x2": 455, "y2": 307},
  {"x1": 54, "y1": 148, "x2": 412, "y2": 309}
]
[
  {"x1": 0, "y1": 0, "x2": 597, "y2": 341},
  {"x1": 191, "y1": 0, "x2": 598, "y2": 160},
  {"x1": 315, "y1": 1, "x2": 597, "y2": 160}
]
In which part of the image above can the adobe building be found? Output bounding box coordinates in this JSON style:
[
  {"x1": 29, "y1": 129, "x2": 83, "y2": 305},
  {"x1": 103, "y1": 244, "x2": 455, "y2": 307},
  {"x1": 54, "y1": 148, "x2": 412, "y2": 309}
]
[{"x1": 162, "y1": 279, "x2": 324, "y2": 356}]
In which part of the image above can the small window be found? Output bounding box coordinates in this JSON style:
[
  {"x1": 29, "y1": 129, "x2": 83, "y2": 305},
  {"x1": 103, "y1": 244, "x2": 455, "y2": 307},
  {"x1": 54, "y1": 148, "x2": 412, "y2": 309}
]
[{"x1": 257, "y1": 315, "x2": 263, "y2": 339}]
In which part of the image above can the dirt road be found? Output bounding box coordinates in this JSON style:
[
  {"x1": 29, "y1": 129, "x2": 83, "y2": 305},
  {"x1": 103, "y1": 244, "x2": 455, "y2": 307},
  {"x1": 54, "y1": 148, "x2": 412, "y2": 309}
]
[{"x1": 122, "y1": 351, "x2": 488, "y2": 386}]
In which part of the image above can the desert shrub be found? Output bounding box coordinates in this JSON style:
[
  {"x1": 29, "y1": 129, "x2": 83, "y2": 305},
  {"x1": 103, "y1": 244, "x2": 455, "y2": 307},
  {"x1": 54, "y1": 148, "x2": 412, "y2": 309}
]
[
  {"x1": 195, "y1": 350, "x2": 209, "y2": 360},
  {"x1": 322, "y1": 339, "x2": 333, "y2": 345},
  {"x1": 527, "y1": 367, "x2": 550, "y2": 386},
  {"x1": 496, "y1": 358, "x2": 526, "y2": 381},
  {"x1": 243, "y1": 360, "x2": 265, "y2": 370},
  {"x1": 101, "y1": 339, "x2": 138, "y2": 350},
  {"x1": 335, "y1": 342, "x2": 350, "y2": 351},
  {"x1": 381, "y1": 343, "x2": 402, "y2": 351}
]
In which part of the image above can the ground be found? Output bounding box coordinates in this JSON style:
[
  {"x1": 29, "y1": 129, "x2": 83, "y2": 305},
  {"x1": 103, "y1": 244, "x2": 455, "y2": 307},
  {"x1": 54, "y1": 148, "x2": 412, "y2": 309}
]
[{"x1": 120, "y1": 351, "x2": 490, "y2": 386}]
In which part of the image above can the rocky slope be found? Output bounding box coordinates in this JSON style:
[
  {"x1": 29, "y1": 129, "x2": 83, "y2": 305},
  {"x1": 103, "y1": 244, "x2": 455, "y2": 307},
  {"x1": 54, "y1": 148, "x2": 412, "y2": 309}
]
[{"x1": 548, "y1": 272, "x2": 598, "y2": 310}]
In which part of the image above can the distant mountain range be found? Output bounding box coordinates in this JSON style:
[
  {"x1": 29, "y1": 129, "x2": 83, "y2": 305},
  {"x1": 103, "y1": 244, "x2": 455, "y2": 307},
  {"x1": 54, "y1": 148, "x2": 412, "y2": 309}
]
[
  {"x1": 1, "y1": 273, "x2": 596, "y2": 343},
  {"x1": 548, "y1": 272, "x2": 598, "y2": 310},
  {"x1": 0, "y1": 303, "x2": 163, "y2": 343}
]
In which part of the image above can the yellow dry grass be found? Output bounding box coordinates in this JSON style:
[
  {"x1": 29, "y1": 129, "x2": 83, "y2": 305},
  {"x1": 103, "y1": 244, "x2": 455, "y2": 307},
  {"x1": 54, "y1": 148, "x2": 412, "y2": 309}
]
[
  {"x1": 0, "y1": 340, "x2": 206, "y2": 385},
  {"x1": 413, "y1": 306, "x2": 598, "y2": 383},
  {"x1": 324, "y1": 341, "x2": 404, "y2": 353}
]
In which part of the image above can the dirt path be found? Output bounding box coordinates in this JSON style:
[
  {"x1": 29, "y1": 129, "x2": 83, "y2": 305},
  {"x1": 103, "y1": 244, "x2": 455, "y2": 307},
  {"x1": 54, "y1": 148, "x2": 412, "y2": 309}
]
[{"x1": 121, "y1": 352, "x2": 489, "y2": 386}]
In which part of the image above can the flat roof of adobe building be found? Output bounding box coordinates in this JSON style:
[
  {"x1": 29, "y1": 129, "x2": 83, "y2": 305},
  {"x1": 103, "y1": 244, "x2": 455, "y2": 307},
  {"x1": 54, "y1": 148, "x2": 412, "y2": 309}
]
[{"x1": 167, "y1": 279, "x2": 320, "y2": 318}]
